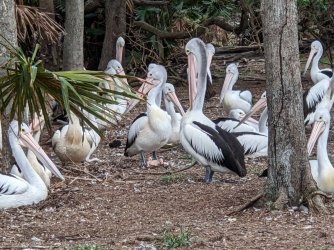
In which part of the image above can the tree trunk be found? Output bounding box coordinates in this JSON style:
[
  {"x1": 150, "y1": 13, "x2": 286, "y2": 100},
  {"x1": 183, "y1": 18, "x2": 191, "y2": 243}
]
[
  {"x1": 0, "y1": 0, "x2": 18, "y2": 172},
  {"x1": 98, "y1": 0, "x2": 126, "y2": 70},
  {"x1": 39, "y1": 0, "x2": 59, "y2": 68},
  {"x1": 63, "y1": 0, "x2": 84, "y2": 70},
  {"x1": 262, "y1": 0, "x2": 317, "y2": 207}
]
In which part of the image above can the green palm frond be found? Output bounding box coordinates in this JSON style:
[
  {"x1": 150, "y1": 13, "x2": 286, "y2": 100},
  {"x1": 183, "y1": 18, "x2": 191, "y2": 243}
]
[{"x1": 0, "y1": 36, "x2": 141, "y2": 135}]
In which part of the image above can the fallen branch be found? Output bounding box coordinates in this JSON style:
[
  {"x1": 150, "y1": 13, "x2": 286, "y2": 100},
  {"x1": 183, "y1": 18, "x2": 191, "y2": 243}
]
[
  {"x1": 133, "y1": 161, "x2": 197, "y2": 175},
  {"x1": 227, "y1": 192, "x2": 264, "y2": 216}
]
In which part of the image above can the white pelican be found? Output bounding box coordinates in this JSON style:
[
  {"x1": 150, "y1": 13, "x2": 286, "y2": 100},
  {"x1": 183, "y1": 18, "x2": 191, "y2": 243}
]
[
  {"x1": 11, "y1": 115, "x2": 52, "y2": 187},
  {"x1": 0, "y1": 121, "x2": 64, "y2": 209},
  {"x1": 212, "y1": 115, "x2": 257, "y2": 133},
  {"x1": 206, "y1": 43, "x2": 215, "y2": 84},
  {"x1": 163, "y1": 83, "x2": 185, "y2": 144},
  {"x1": 180, "y1": 38, "x2": 246, "y2": 183},
  {"x1": 220, "y1": 63, "x2": 252, "y2": 114},
  {"x1": 116, "y1": 36, "x2": 125, "y2": 64},
  {"x1": 52, "y1": 112, "x2": 100, "y2": 163},
  {"x1": 303, "y1": 40, "x2": 333, "y2": 84},
  {"x1": 124, "y1": 66, "x2": 175, "y2": 167},
  {"x1": 307, "y1": 108, "x2": 334, "y2": 193},
  {"x1": 232, "y1": 131, "x2": 267, "y2": 158}
]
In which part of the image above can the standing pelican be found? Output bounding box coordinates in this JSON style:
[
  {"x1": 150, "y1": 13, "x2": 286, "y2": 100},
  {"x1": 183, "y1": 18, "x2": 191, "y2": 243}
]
[
  {"x1": 52, "y1": 112, "x2": 100, "y2": 163},
  {"x1": 0, "y1": 121, "x2": 64, "y2": 209},
  {"x1": 220, "y1": 63, "x2": 252, "y2": 114},
  {"x1": 307, "y1": 108, "x2": 334, "y2": 192},
  {"x1": 180, "y1": 38, "x2": 246, "y2": 183},
  {"x1": 124, "y1": 66, "x2": 178, "y2": 167},
  {"x1": 11, "y1": 114, "x2": 52, "y2": 186},
  {"x1": 303, "y1": 40, "x2": 333, "y2": 84}
]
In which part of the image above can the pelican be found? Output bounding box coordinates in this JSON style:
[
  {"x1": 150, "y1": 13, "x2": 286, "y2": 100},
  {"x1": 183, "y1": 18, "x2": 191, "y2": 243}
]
[
  {"x1": 212, "y1": 115, "x2": 257, "y2": 133},
  {"x1": 163, "y1": 83, "x2": 185, "y2": 144},
  {"x1": 206, "y1": 43, "x2": 215, "y2": 84},
  {"x1": 236, "y1": 92, "x2": 268, "y2": 134},
  {"x1": 124, "y1": 66, "x2": 177, "y2": 167},
  {"x1": 116, "y1": 36, "x2": 125, "y2": 64},
  {"x1": 11, "y1": 114, "x2": 52, "y2": 187},
  {"x1": 303, "y1": 40, "x2": 333, "y2": 84},
  {"x1": 180, "y1": 38, "x2": 246, "y2": 183},
  {"x1": 232, "y1": 131, "x2": 268, "y2": 158},
  {"x1": 220, "y1": 63, "x2": 252, "y2": 114},
  {"x1": 0, "y1": 121, "x2": 64, "y2": 209},
  {"x1": 307, "y1": 108, "x2": 334, "y2": 193},
  {"x1": 52, "y1": 111, "x2": 100, "y2": 163}
]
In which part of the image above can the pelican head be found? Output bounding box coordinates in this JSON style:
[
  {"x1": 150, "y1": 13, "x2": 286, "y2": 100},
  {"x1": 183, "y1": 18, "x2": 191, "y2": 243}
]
[
  {"x1": 303, "y1": 40, "x2": 323, "y2": 75},
  {"x1": 163, "y1": 83, "x2": 185, "y2": 115},
  {"x1": 235, "y1": 91, "x2": 267, "y2": 128},
  {"x1": 185, "y1": 38, "x2": 208, "y2": 109},
  {"x1": 116, "y1": 36, "x2": 125, "y2": 63},
  {"x1": 307, "y1": 108, "x2": 330, "y2": 156},
  {"x1": 105, "y1": 59, "x2": 124, "y2": 75},
  {"x1": 9, "y1": 121, "x2": 64, "y2": 180},
  {"x1": 220, "y1": 63, "x2": 239, "y2": 104}
]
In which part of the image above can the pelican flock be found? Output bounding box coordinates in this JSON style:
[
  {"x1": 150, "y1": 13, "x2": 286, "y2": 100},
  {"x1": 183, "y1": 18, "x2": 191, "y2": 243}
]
[{"x1": 3, "y1": 35, "x2": 334, "y2": 209}]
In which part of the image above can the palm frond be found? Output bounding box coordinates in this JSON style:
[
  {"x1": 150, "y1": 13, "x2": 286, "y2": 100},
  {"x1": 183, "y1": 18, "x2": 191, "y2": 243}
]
[{"x1": 0, "y1": 40, "x2": 141, "y2": 135}]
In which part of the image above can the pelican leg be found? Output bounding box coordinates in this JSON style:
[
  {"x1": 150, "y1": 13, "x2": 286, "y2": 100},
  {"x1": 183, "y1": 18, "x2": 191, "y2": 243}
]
[
  {"x1": 204, "y1": 166, "x2": 214, "y2": 183},
  {"x1": 139, "y1": 151, "x2": 147, "y2": 168},
  {"x1": 152, "y1": 151, "x2": 158, "y2": 160}
]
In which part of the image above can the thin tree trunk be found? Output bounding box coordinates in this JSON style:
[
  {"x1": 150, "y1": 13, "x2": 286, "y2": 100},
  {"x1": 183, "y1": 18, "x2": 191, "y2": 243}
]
[
  {"x1": 63, "y1": 0, "x2": 84, "y2": 70},
  {"x1": 0, "y1": 0, "x2": 18, "y2": 172},
  {"x1": 262, "y1": 0, "x2": 316, "y2": 207},
  {"x1": 98, "y1": 0, "x2": 126, "y2": 70}
]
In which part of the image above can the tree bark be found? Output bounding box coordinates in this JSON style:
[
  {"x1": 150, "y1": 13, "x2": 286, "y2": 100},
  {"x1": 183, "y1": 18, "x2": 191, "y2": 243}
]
[
  {"x1": 98, "y1": 0, "x2": 126, "y2": 70},
  {"x1": 63, "y1": 0, "x2": 84, "y2": 70},
  {"x1": 262, "y1": 0, "x2": 316, "y2": 207},
  {"x1": 0, "y1": 0, "x2": 18, "y2": 172}
]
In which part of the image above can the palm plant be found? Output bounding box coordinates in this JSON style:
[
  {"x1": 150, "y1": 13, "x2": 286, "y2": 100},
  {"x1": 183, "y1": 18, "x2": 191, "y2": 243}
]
[{"x1": 0, "y1": 35, "x2": 140, "y2": 134}]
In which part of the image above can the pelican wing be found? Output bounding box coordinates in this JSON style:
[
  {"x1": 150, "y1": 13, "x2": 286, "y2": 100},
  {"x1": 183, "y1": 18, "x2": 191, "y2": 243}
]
[
  {"x1": 232, "y1": 132, "x2": 268, "y2": 155},
  {"x1": 320, "y1": 69, "x2": 333, "y2": 78},
  {"x1": 303, "y1": 79, "x2": 330, "y2": 116},
  {"x1": 213, "y1": 117, "x2": 256, "y2": 133},
  {"x1": 239, "y1": 90, "x2": 252, "y2": 104},
  {"x1": 183, "y1": 121, "x2": 246, "y2": 177},
  {"x1": 0, "y1": 173, "x2": 29, "y2": 195},
  {"x1": 125, "y1": 112, "x2": 147, "y2": 150}
]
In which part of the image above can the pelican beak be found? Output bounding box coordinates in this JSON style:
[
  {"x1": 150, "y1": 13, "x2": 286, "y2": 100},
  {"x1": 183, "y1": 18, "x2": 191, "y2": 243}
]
[
  {"x1": 19, "y1": 131, "x2": 64, "y2": 180},
  {"x1": 303, "y1": 47, "x2": 317, "y2": 76},
  {"x1": 29, "y1": 114, "x2": 41, "y2": 133},
  {"x1": 235, "y1": 96, "x2": 267, "y2": 129},
  {"x1": 188, "y1": 53, "x2": 197, "y2": 108},
  {"x1": 116, "y1": 44, "x2": 123, "y2": 64},
  {"x1": 307, "y1": 120, "x2": 325, "y2": 156},
  {"x1": 220, "y1": 71, "x2": 233, "y2": 104},
  {"x1": 125, "y1": 78, "x2": 155, "y2": 112},
  {"x1": 166, "y1": 91, "x2": 185, "y2": 116},
  {"x1": 207, "y1": 53, "x2": 213, "y2": 84}
]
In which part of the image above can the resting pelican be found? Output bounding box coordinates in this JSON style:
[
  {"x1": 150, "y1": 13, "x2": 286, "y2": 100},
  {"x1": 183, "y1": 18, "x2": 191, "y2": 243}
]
[
  {"x1": 11, "y1": 115, "x2": 52, "y2": 186},
  {"x1": 303, "y1": 40, "x2": 333, "y2": 84},
  {"x1": 232, "y1": 131, "x2": 268, "y2": 158},
  {"x1": 52, "y1": 112, "x2": 100, "y2": 163},
  {"x1": 124, "y1": 66, "x2": 175, "y2": 167},
  {"x1": 180, "y1": 38, "x2": 246, "y2": 183},
  {"x1": 220, "y1": 63, "x2": 252, "y2": 114},
  {"x1": 116, "y1": 36, "x2": 125, "y2": 64},
  {"x1": 163, "y1": 83, "x2": 185, "y2": 144},
  {"x1": 0, "y1": 121, "x2": 64, "y2": 209},
  {"x1": 307, "y1": 108, "x2": 334, "y2": 193}
]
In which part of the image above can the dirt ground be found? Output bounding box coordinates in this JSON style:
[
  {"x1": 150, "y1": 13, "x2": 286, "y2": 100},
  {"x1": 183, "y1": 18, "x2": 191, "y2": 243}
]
[{"x1": 2, "y1": 57, "x2": 334, "y2": 250}]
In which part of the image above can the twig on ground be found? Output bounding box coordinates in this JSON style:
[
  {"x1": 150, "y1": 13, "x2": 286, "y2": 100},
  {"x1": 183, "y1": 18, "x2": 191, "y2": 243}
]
[{"x1": 227, "y1": 192, "x2": 264, "y2": 216}]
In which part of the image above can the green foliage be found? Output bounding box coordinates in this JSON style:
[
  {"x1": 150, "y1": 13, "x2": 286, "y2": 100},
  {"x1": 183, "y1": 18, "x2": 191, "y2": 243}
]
[
  {"x1": 160, "y1": 173, "x2": 188, "y2": 183},
  {"x1": 156, "y1": 226, "x2": 192, "y2": 250},
  {"x1": 0, "y1": 36, "x2": 138, "y2": 135}
]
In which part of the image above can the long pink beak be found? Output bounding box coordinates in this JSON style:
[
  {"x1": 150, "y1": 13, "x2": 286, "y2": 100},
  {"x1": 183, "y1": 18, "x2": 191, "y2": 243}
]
[
  {"x1": 167, "y1": 91, "x2": 185, "y2": 116},
  {"x1": 116, "y1": 44, "x2": 124, "y2": 65},
  {"x1": 188, "y1": 53, "x2": 197, "y2": 108},
  {"x1": 303, "y1": 48, "x2": 317, "y2": 76},
  {"x1": 307, "y1": 120, "x2": 325, "y2": 155},
  {"x1": 19, "y1": 131, "x2": 64, "y2": 180},
  {"x1": 220, "y1": 72, "x2": 233, "y2": 104},
  {"x1": 235, "y1": 96, "x2": 267, "y2": 128},
  {"x1": 125, "y1": 79, "x2": 155, "y2": 113}
]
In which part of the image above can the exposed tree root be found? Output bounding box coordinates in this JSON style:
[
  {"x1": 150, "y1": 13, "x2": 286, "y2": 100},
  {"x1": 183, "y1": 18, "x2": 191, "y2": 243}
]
[
  {"x1": 306, "y1": 191, "x2": 330, "y2": 214},
  {"x1": 227, "y1": 192, "x2": 264, "y2": 215}
]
